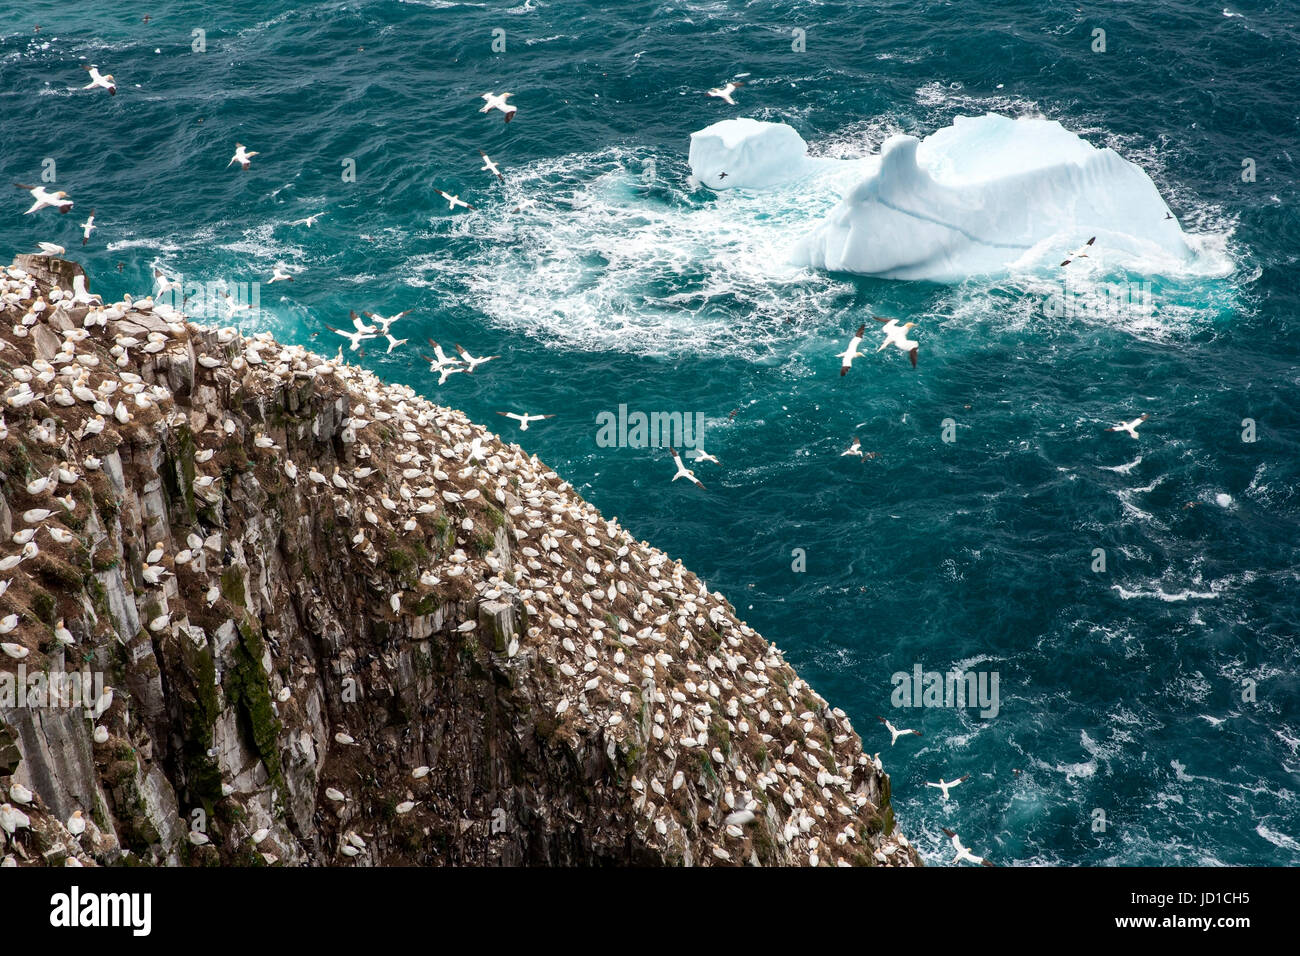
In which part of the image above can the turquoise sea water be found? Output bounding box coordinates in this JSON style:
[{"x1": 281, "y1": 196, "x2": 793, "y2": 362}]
[{"x1": 1, "y1": 0, "x2": 1297, "y2": 865}]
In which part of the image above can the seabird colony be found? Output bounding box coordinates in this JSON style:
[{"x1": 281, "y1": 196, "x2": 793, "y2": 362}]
[{"x1": 0, "y1": 257, "x2": 916, "y2": 867}]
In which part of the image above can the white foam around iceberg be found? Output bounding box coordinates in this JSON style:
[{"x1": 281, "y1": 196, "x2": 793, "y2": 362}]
[{"x1": 691, "y1": 114, "x2": 1200, "y2": 282}]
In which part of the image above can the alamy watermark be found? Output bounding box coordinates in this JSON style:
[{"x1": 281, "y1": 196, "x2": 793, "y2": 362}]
[
  {"x1": 890, "y1": 664, "x2": 1000, "y2": 719},
  {"x1": 595, "y1": 404, "x2": 705, "y2": 449}
]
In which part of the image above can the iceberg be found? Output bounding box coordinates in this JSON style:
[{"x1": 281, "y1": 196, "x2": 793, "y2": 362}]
[
  {"x1": 789, "y1": 114, "x2": 1192, "y2": 281},
  {"x1": 688, "y1": 118, "x2": 834, "y2": 190}
]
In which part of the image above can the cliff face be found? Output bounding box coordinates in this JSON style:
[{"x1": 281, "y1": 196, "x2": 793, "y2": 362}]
[{"x1": 0, "y1": 254, "x2": 917, "y2": 867}]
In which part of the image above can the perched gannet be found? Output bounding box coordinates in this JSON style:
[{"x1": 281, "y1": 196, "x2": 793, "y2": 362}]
[
  {"x1": 81, "y1": 64, "x2": 116, "y2": 95},
  {"x1": 36, "y1": 241, "x2": 65, "y2": 256},
  {"x1": 873, "y1": 316, "x2": 919, "y2": 368},
  {"x1": 478, "y1": 150, "x2": 504, "y2": 181},
  {"x1": 1106, "y1": 413, "x2": 1150, "y2": 439},
  {"x1": 837, "y1": 324, "x2": 866, "y2": 376},
  {"x1": 942, "y1": 828, "x2": 993, "y2": 866},
  {"x1": 877, "y1": 716, "x2": 921, "y2": 746},
  {"x1": 495, "y1": 411, "x2": 553, "y2": 431},
  {"x1": 227, "y1": 143, "x2": 258, "y2": 170},
  {"x1": 67, "y1": 809, "x2": 86, "y2": 836},
  {"x1": 14, "y1": 183, "x2": 73, "y2": 214},
  {"x1": 669, "y1": 447, "x2": 706, "y2": 489},
  {"x1": 479, "y1": 91, "x2": 517, "y2": 122},
  {"x1": 1060, "y1": 236, "x2": 1096, "y2": 267},
  {"x1": 436, "y1": 189, "x2": 475, "y2": 211},
  {"x1": 925, "y1": 774, "x2": 970, "y2": 800},
  {"x1": 80, "y1": 208, "x2": 96, "y2": 244},
  {"x1": 288, "y1": 212, "x2": 326, "y2": 227},
  {"x1": 455, "y1": 344, "x2": 499, "y2": 371},
  {"x1": 707, "y1": 81, "x2": 744, "y2": 105}
]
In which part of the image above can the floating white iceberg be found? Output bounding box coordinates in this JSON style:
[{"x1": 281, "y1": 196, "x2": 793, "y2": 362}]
[
  {"x1": 688, "y1": 118, "x2": 835, "y2": 190},
  {"x1": 691, "y1": 114, "x2": 1197, "y2": 283}
]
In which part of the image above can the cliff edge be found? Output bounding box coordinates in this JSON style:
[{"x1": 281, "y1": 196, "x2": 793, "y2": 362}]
[{"x1": 0, "y1": 254, "x2": 916, "y2": 867}]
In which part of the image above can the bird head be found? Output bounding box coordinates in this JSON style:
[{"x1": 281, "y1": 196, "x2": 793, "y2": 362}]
[{"x1": 903, "y1": 322, "x2": 916, "y2": 329}]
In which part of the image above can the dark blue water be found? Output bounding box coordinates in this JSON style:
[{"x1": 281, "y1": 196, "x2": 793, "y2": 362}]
[{"x1": 2, "y1": 0, "x2": 1297, "y2": 865}]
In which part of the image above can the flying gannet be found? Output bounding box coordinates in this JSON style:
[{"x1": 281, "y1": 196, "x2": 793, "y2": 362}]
[
  {"x1": 81, "y1": 64, "x2": 116, "y2": 95},
  {"x1": 36, "y1": 242, "x2": 65, "y2": 256},
  {"x1": 707, "y1": 81, "x2": 744, "y2": 105},
  {"x1": 926, "y1": 774, "x2": 970, "y2": 800},
  {"x1": 80, "y1": 208, "x2": 96, "y2": 244},
  {"x1": 496, "y1": 411, "x2": 553, "y2": 431},
  {"x1": 436, "y1": 189, "x2": 475, "y2": 211},
  {"x1": 478, "y1": 151, "x2": 504, "y2": 181},
  {"x1": 1106, "y1": 413, "x2": 1150, "y2": 438},
  {"x1": 479, "y1": 91, "x2": 517, "y2": 122},
  {"x1": 289, "y1": 212, "x2": 326, "y2": 227},
  {"x1": 1060, "y1": 236, "x2": 1096, "y2": 267},
  {"x1": 669, "y1": 447, "x2": 705, "y2": 489},
  {"x1": 268, "y1": 263, "x2": 294, "y2": 284},
  {"x1": 454, "y1": 344, "x2": 499, "y2": 372},
  {"x1": 942, "y1": 828, "x2": 993, "y2": 866},
  {"x1": 14, "y1": 184, "x2": 73, "y2": 214},
  {"x1": 227, "y1": 143, "x2": 258, "y2": 170},
  {"x1": 837, "y1": 324, "x2": 866, "y2": 376},
  {"x1": 877, "y1": 716, "x2": 921, "y2": 746},
  {"x1": 873, "y1": 316, "x2": 919, "y2": 368},
  {"x1": 691, "y1": 447, "x2": 719, "y2": 465}
]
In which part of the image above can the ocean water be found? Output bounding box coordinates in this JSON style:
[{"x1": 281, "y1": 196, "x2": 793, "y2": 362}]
[{"x1": 2, "y1": 0, "x2": 1297, "y2": 865}]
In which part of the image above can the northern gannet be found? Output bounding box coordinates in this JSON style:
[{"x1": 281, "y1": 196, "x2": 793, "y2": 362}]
[
  {"x1": 691, "y1": 447, "x2": 719, "y2": 465},
  {"x1": 942, "y1": 828, "x2": 993, "y2": 866},
  {"x1": 1060, "y1": 236, "x2": 1096, "y2": 267},
  {"x1": 707, "y1": 81, "x2": 744, "y2": 105},
  {"x1": 288, "y1": 212, "x2": 326, "y2": 227},
  {"x1": 227, "y1": 143, "x2": 258, "y2": 170},
  {"x1": 268, "y1": 263, "x2": 294, "y2": 283},
  {"x1": 877, "y1": 716, "x2": 921, "y2": 746},
  {"x1": 454, "y1": 344, "x2": 499, "y2": 371},
  {"x1": 837, "y1": 324, "x2": 865, "y2": 376},
  {"x1": 479, "y1": 150, "x2": 504, "y2": 181},
  {"x1": 80, "y1": 208, "x2": 96, "y2": 244},
  {"x1": 436, "y1": 189, "x2": 475, "y2": 211},
  {"x1": 35, "y1": 241, "x2": 65, "y2": 256},
  {"x1": 14, "y1": 184, "x2": 73, "y2": 214},
  {"x1": 1106, "y1": 413, "x2": 1150, "y2": 439},
  {"x1": 873, "y1": 316, "x2": 919, "y2": 368},
  {"x1": 669, "y1": 447, "x2": 705, "y2": 489},
  {"x1": 479, "y1": 91, "x2": 516, "y2": 122},
  {"x1": 496, "y1": 411, "x2": 552, "y2": 430},
  {"x1": 328, "y1": 324, "x2": 374, "y2": 351},
  {"x1": 925, "y1": 774, "x2": 969, "y2": 800},
  {"x1": 81, "y1": 64, "x2": 116, "y2": 95}
]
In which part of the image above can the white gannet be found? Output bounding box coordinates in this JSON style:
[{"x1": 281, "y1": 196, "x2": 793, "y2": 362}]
[
  {"x1": 479, "y1": 91, "x2": 516, "y2": 122},
  {"x1": 877, "y1": 716, "x2": 922, "y2": 746},
  {"x1": 691, "y1": 447, "x2": 719, "y2": 465},
  {"x1": 873, "y1": 316, "x2": 919, "y2": 368},
  {"x1": 328, "y1": 324, "x2": 374, "y2": 351},
  {"x1": 669, "y1": 447, "x2": 706, "y2": 489},
  {"x1": 942, "y1": 828, "x2": 993, "y2": 866},
  {"x1": 925, "y1": 774, "x2": 970, "y2": 800},
  {"x1": 495, "y1": 411, "x2": 553, "y2": 431},
  {"x1": 227, "y1": 143, "x2": 258, "y2": 170},
  {"x1": 268, "y1": 263, "x2": 294, "y2": 284},
  {"x1": 14, "y1": 184, "x2": 73, "y2": 214},
  {"x1": 478, "y1": 150, "x2": 504, "y2": 181},
  {"x1": 707, "y1": 81, "x2": 744, "y2": 105},
  {"x1": 80, "y1": 208, "x2": 96, "y2": 244},
  {"x1": 1106, "y1": 413, "x2": 1150, "y2": 439},
  {"x1": 436, "y1": 189, "x2": 475, "y2": 211},
  {"x1": 1060, "y1": 236, "x2": 1096, "y2": 267},
  {"x1": 454, "y1": 344, "x2": 499, "y2": 371},
  {"x1": 81, "y1": 64, "x2": 116, "y2": 95},
  {"x1": 67, "y1": 809, "x2": 86, "y2": 836},
  {"x1": 288, "y1": 211, "x2": 326, "y2": 227},
  {"x1": 384, "y1": 333, "x2": 408, "y2": 353},
  {"x1": 837, "y1": 323, "x2": 865, "y2": 377},
  {"x1": 36, "y1": 241, "x2": 65, "y2": 256},
  {"x1": 364, "y1": 309, "x2": 409, "y2": 335},
  {"x1": 842, "y1": 436, "x2": 863, "y2": 458}
]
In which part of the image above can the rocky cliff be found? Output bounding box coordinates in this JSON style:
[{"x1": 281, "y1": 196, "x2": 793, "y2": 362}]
[{"x1": 0, "y1": 254, "x2": 917, "y2": 867}]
